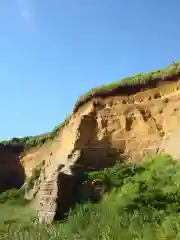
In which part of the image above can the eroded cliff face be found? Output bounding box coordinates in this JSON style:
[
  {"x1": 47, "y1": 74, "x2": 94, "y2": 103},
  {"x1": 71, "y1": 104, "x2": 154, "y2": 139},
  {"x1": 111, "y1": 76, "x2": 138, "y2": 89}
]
[
  {"x1": 24, "y1": 79, "x2": 180, "y2": 223},
  {"x1": 2, "y1": 79, "x2": 180, "y2": 223},
  {"x1": 22, "y1": 80, "x2": 180, "y2": 170}
]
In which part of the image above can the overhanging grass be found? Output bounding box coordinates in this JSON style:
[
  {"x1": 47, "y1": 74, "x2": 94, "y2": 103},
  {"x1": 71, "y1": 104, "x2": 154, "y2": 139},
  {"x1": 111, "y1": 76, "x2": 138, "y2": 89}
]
[{"x1": 74, "y1": 61, "x2": 180, "y2": 111}]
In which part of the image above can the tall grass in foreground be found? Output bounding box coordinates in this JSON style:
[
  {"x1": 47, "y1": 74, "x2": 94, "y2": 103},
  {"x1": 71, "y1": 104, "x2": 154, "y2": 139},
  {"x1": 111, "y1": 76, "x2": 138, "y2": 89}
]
[{"x1": 1, "y1": 154, "x2": 180, "y2": 239}]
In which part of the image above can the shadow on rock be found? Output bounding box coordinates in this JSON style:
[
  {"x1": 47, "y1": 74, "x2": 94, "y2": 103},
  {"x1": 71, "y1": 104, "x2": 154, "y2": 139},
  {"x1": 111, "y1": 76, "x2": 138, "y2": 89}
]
[
  {"x1": 0, "y1": 144, "x2": 25, "y2": 193},
  {"x1": 54, "y1": 114, "x2": 122, "y2": 220}
]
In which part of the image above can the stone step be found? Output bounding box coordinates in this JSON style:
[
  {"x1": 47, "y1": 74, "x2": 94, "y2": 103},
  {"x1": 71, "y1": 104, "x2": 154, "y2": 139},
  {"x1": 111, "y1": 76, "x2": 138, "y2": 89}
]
[
  {"x1": 40, "y1": 180, "x2": 56, "y2": 186},
  {"x1": 39, "y1": 186, "x2": 57, "y2": 192},
  {"x1": 40, "y1": 182, "x2": 57, "y2": 189},
  {"x1": 37, "y1": 201, "x2": 57, "y2": 208},
  {"x1": 38, "y1": 193, "x2": 57, "y2": 199}
]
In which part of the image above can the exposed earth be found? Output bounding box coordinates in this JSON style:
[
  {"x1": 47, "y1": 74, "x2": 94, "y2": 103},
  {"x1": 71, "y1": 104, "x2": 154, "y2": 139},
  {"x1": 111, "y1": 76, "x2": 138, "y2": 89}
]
[{"x1": 1, "y1": 62, "x2": 180, "y2": 224}]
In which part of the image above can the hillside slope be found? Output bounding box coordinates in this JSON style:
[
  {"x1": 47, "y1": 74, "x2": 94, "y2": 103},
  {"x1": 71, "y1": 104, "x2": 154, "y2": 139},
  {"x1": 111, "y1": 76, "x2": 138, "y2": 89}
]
[
  {"x1": 2, "y1": 154, "x2": 180, "y2": 239},
  {"x1": 1, "y1": 62, "x2": 180, "y2": 223}
]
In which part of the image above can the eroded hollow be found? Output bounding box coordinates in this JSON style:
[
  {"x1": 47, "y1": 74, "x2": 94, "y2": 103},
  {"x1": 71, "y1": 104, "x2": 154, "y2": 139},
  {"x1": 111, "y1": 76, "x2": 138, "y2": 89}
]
[
  {"x1": 54, "y1": 113, "x2": 123, "y2": 221},
  {"x1": 54, "y1": 164, "x2": 109, "y2": 221}
]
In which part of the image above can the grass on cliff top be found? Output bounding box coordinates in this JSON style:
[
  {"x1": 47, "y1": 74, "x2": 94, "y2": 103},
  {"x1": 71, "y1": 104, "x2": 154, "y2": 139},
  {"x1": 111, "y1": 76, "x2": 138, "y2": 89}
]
[
  {"x1": 1, "y1": 154, "x2": 180, "y2": 239},
  {"x1": 1, "y1": 61, "x2": 180, "y2": 150},
  {"x1": 74, "y1": 61, "x2": 180, "y2": 108}
]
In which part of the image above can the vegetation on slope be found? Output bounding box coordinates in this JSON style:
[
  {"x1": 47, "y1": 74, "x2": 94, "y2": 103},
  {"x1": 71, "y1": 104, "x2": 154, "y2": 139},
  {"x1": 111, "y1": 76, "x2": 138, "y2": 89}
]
[
  {"x1": 1, "y1": 154, "x2": 180, "y2": 239},
  {"x1": 0, "y1": 116, "x2": 69, "y2": 149},
  {"x1": 25, "y1": 163, "x2": 42, "y2": 191},
  {"x1": 0, "y1": 163, "x2": 42, "y2": 204}
]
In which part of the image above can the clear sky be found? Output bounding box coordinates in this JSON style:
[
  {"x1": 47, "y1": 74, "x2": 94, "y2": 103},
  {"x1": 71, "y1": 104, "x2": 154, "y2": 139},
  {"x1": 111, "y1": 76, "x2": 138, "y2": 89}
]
[{"x1": 0, "y1": 0, "x2": 180, "y2": 140}]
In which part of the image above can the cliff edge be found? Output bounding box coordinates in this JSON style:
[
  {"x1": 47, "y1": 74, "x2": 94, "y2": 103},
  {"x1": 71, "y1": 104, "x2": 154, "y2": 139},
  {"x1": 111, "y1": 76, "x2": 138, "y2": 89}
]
[{"x1": 1, "y1": 62, "x2": 180, "y2": 223}]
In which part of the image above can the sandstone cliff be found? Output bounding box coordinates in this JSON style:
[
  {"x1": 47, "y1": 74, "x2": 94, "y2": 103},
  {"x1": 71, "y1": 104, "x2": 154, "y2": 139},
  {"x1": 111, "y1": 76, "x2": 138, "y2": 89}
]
[
  {"x1": 30, "y1": 77, "x2": 180, "y2": 223},
  {"x1": 1, "y1": 62, "x2": 180, "y2": 223}
]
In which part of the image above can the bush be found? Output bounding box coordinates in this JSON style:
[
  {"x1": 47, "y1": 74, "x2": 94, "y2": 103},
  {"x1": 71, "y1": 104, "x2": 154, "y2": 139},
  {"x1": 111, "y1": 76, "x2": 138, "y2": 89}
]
[
  {"x1": 87, "y1": 161, "x2": 143, "y2": 190},
  {"x1": 2, "y1": 154, "x2": 180, "y2": 239}
]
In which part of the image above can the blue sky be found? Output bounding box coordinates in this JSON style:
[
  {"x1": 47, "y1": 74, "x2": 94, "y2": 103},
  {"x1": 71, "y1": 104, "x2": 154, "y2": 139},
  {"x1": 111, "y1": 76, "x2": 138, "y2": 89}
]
[{"x1": 0, "y1": 0, "x2": 180, "y2": 140}]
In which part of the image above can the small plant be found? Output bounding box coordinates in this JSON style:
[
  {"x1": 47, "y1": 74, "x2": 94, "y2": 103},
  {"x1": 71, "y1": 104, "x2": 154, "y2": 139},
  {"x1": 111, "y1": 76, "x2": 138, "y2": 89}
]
[
  {"x1": 57, "y1": 164, "x2": 65, "y2": 172},
  {"x1": 25, "y1": 166, "x2": 42, "y2": 191},
  {"x1": 87, "y1": 161, "x2": 143, "y2": 191}
]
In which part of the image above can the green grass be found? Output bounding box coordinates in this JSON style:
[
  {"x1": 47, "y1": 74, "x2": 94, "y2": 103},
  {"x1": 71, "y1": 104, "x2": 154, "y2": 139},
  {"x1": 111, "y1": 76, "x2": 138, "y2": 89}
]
[
  {"x1": 0, "y1": 116, "x2": 69, "y2": 149},
  {"x1": 1, "y1": 154, "x2": 180, "y2": 239},
  {"x1": 74, "y1": 61, "x2": 180, "y2": 111}
]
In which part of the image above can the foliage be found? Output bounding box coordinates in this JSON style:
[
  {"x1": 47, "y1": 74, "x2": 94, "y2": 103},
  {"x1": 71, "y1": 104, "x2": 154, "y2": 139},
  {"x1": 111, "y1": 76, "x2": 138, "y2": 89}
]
[
  {"x1": 2, "y1": 154, "x2": 180, "y2": 239},
  {"x1": 25, "y1": 165, "x2": 42, "y2": 191},
  {"x1": 0, "y1": 164, "x2": 42, "y2": 204},
  {"x1": 0, "y1": 163, "x2": 42, "y2": 207},
  {"x1": 0, "y1": 116, "x2": 69, "y2": 149},
  {"x1": 0, "y1": 188, "x2": 27, "y2": 205},
  {"x1": 87, "y1": 161, "x2": 143, "y2": 189}
]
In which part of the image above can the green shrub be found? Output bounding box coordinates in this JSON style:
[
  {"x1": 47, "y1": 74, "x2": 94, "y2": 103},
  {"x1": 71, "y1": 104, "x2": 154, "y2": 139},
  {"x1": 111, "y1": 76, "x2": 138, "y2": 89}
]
[
  {"x1": 0, "y1": 188, "x2": 27, "y2": 205},
  {"x1": 25, "y1": 166, "x2": 42, "y2": 191},
  {"x1": 2, "y1": 153, "x2": 180, "y2": 239},
  {"x1": 87, "y1": 161, "x2": 143, "y2": 190}
]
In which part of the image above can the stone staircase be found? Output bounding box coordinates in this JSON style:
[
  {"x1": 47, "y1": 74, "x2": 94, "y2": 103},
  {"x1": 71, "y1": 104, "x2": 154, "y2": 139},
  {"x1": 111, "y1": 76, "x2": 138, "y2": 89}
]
[
  {"x1": 36, "y1": 150, "x2": 81, "y2": 223},
  {"x1": 36, "y1": 173, "x2": 58, "y2": 224}
]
